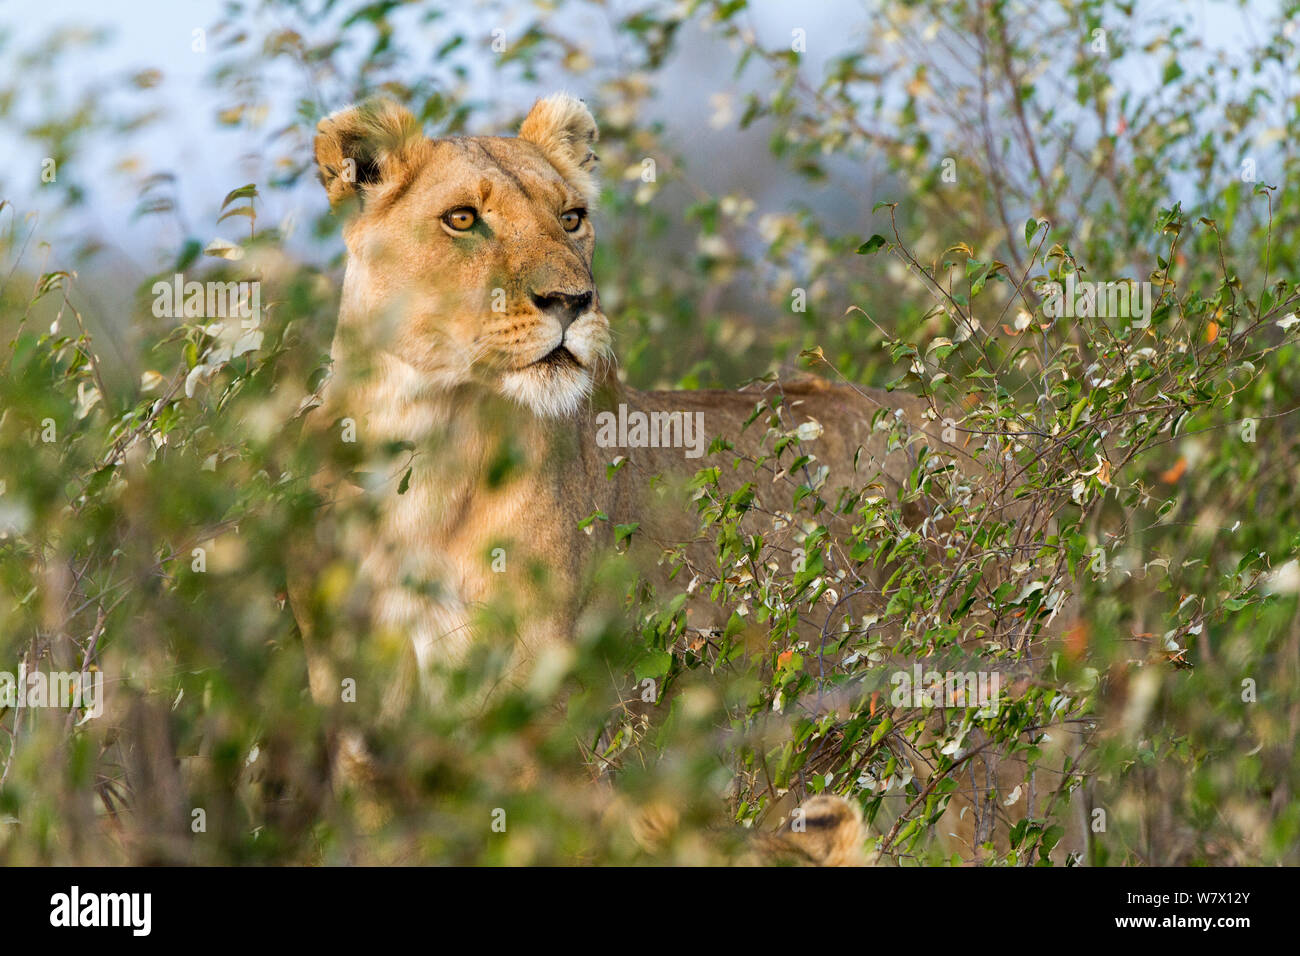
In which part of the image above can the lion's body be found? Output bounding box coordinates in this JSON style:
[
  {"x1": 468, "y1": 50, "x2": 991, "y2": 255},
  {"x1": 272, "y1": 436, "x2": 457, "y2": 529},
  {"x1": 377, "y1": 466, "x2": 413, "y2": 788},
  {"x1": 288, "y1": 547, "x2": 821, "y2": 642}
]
[
  {"x1": 289, "y1": 93, "x2": 1086, "y2": 864},
  {"x1": 296, "y1": 93, "x2": 956, "y2": 680}
]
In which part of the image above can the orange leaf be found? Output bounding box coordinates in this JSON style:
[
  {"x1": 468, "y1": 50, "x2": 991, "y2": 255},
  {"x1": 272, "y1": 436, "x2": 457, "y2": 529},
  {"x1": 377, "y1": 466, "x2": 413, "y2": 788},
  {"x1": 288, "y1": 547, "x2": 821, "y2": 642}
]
[
  {"x1": 777, "y1": 650, "x2": 794, "y2": 668},
  {"x1": 869, "y1": 691, "x2": 878, "y2": 717},
  {"x1": 1205, "y1": 320, "x2": 1219, "y2": 344},
  {"x1": 1065, "y1": 622, "x2": 1089, "y2": 660},
  {"x1": 1159, "y1": 457, "x2": 1187, "y2": 483}
]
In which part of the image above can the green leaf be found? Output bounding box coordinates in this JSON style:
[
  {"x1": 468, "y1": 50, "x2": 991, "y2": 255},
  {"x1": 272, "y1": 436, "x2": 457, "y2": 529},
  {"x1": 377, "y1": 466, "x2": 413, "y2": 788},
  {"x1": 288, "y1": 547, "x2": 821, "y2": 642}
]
[
  {"x1": 634, "y1": 650, "x2": 673, "y2": 682},
  {"x1": 1067, "y1": 397, "x2": 1088, "y2": 432},
  {"x1": 1041, "y1": 824, "x2": 1065, "y2": 851},
  {"x1": 1024, "y1": 217, "x2": 1042, "y2": 248},
  {"x1": 220, "y1": 183, "x2": 257, "y2": 209},
  {"x1": 217, "y1": 205, "x2": 255, "y2": 225},
  {"x1": 857, "y1": 234, "x2": 887, "y2": 255}
]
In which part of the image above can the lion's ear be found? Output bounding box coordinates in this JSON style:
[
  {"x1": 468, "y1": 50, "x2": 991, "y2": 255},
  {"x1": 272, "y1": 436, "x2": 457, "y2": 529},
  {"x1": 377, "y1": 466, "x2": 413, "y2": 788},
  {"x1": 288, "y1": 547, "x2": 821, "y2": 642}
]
[
  {"x1": 518, "y1": 93, "x2": 599, "y2": 202},
  {"x1": 314, "y1": 99, "x2": 426, "y2": 210}
]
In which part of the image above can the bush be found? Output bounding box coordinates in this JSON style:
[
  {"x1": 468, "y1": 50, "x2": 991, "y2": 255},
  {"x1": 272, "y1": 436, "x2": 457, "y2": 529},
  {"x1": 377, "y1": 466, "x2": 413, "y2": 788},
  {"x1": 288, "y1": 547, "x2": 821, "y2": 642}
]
[{"x1": 1, "y1": 0, "x2": 1297, "y2": 864}]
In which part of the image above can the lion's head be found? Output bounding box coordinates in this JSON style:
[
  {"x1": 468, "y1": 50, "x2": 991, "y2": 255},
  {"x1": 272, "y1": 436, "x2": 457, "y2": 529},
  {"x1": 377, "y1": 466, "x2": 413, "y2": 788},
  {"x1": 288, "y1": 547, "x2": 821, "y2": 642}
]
[{"x1": 314, "y1": 93, "x2": 611, "y2": 418}]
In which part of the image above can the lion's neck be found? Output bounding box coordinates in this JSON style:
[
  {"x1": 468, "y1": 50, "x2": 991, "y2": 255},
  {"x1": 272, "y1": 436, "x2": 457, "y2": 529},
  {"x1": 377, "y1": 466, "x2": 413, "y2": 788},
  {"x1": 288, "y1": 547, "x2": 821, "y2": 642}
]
[
  {"x1": 327, "y1": 350, "x2": 636, "y2": 639},
  {"x1": 330, "y1": 350, "x2": 625, "y2": 527}
]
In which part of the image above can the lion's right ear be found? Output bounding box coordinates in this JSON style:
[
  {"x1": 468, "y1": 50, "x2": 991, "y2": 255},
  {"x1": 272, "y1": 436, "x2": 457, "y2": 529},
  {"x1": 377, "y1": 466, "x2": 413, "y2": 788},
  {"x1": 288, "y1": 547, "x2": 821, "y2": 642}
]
[
  {"x1": 519, "y1": 93, "x2": 599, "y2": 203},
  {"x1": 314, "y1": 100, "x2": 426, "y2": 210}
]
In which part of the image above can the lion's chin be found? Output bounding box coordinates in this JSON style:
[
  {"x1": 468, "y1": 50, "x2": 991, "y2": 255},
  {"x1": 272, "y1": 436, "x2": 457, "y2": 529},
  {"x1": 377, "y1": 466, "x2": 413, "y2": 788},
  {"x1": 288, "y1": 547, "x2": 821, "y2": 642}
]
[{"x1": 498, "y1": 352, "x2": 594, "y2": 419}]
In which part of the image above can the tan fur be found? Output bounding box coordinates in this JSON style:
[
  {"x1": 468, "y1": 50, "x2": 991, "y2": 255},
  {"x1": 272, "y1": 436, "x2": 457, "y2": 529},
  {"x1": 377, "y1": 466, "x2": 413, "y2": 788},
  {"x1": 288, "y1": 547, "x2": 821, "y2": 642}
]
[
  {"x1": 291, "y1": 94, "x2": 1083, "y2": 863},
  {"x1": 615, "y1": 793, "x2": 870, "y2": 865},
  {"x1": 517, "y1": 92, "x2": 600, "y2": 204},
  {"x1": 315, "y1": 100, "x2": 429, "y2": 210},
  {"x1": 744, "y1": 795, "x2": 873, "y2": 866}
]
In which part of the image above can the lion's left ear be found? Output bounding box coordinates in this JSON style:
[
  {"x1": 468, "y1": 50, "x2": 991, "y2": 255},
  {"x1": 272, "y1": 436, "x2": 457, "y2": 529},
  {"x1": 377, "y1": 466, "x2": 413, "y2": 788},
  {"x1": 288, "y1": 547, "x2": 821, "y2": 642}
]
[
  {"x1": 518, "y1": 93, "x2": 599, "y2": 203},
  {"x1": 315, "y1": 99, "x2": 426, "y2": 211}
]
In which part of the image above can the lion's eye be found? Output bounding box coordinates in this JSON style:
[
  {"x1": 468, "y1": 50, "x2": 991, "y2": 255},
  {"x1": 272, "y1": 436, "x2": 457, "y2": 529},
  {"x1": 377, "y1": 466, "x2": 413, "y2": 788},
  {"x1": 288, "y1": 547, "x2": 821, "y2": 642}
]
[
  {"x1": 560, "y1": 209, "x2": 586, "y2": 232},
  {"x1": 443, "y1": 208, "x2": 477, "y2": 232}
]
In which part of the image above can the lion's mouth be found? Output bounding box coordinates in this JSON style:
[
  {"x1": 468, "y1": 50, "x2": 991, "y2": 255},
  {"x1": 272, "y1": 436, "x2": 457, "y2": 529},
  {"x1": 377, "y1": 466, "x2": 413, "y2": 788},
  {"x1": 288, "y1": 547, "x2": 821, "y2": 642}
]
[
  {"x1": 500, "y1": 342, "x2": 597, "y2": 418},
  {"x1": 532, "y1": 345, "x2": 582, "y2": 370}
]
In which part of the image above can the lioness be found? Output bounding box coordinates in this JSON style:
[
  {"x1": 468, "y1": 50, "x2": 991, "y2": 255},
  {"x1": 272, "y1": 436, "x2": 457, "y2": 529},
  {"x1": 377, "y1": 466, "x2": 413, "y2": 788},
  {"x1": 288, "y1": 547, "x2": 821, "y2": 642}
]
[{"x1": 290, "y1": 93, "x2": 1083, "y2": 863}]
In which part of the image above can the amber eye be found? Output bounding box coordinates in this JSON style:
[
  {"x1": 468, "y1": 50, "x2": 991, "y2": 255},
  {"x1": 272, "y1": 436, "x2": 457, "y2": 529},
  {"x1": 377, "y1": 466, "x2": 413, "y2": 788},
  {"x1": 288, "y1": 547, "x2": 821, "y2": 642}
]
[
  {"x1": 443, "y1": 207, "x2": 477, "y2": 231},
  {"x1": 560, "y1": 208, "x2": 586, "y2": 232}
]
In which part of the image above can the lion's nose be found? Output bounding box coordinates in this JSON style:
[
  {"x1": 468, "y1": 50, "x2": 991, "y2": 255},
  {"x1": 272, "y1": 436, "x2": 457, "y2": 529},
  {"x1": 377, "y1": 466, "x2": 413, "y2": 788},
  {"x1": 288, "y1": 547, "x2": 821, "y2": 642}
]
[{"x1": 530, "y1": 290, "x2": 593, "y2": 331}]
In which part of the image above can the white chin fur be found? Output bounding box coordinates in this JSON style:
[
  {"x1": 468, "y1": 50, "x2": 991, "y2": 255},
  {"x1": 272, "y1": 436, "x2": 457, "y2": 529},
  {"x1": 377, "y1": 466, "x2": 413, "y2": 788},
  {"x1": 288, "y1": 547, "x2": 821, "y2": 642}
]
[
  {"x1": 499, "y1": 363, "x2": 593, "y2": 418},
  {"x1": 496, "y1": 312, "x2": 610, "y2": 418}
]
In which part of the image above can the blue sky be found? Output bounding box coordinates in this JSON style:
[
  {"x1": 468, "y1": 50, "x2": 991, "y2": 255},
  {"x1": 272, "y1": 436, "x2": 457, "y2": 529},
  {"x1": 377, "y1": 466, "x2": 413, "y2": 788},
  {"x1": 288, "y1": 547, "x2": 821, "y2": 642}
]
[{"x1": 1, "y1": 0, "x2": 1274, "y2": 275}]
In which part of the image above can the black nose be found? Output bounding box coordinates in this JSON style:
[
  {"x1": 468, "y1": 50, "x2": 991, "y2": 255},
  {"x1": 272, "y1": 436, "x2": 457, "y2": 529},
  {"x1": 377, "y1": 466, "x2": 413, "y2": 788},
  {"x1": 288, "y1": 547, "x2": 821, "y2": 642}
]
[{"x1": 531, "y1": 290, "x2": 592, "y2": 330}]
